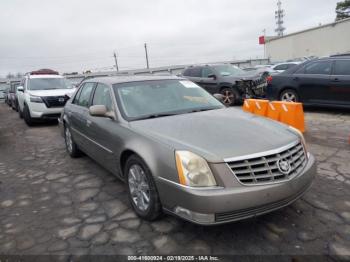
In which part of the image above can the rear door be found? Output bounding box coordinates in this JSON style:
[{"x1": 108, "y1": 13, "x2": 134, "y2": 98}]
[
  {"x1": 330, "y1": 59, "x2": 350, "y2": 106},
  {"x1": 293, "y1": 60, "x2": 332, "y2": 103},
  {"x1": 68, "y1": 82, "x2": 96, "y2": 150}
]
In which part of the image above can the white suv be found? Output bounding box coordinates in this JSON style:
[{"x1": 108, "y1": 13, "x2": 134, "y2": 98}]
[{"x1": 17, "y1": 69, "x2": 76, "y2": 126}]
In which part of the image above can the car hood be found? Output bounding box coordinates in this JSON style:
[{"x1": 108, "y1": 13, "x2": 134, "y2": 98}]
[
  {"x1": 129, "y1": 108, "x2": 299, "y2": 163},
  {"x1": 27, "y1": 89, "x2": 76, "y2": 97}
]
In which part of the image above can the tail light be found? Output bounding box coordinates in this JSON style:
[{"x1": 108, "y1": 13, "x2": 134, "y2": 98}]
[{"x1": 267, "y1": 75, "x2": 273, "y2": 84}]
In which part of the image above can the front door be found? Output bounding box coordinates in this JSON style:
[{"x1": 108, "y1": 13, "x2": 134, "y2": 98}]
[
  {"x1": 295, "y1": 60, "x2": 332, "y2": 104},
  {"x1": 84, "y1": 83, "x2": 117, "y2": 172},
  {"x1": 329, "y1": 59, "x2": 350, "y2": 106}
]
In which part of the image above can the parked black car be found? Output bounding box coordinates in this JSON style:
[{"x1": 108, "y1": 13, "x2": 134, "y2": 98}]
[
  {"x1": 266, "y1": 56, "x2": 350, "y2": 108},
  {"x1": 182, "y1": 64, "x2": 267, "y2": 106}
]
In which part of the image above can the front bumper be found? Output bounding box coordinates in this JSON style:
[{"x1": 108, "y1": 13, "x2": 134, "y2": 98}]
[
  {"x1": 156, "y1": 154, "x2": 316, "y2": 225},
  {"x1": 28, "y1": 102, "x2": 64, "y2": 119}
]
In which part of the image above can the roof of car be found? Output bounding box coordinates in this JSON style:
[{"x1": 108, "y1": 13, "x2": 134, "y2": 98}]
[{"x1": 82, "y1": 75, "x2": 184, "y2": 85}]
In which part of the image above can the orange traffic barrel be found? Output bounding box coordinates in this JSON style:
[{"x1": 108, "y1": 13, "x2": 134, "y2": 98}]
[
  {"x1": 242, "y1": 99, "x2": 255, "y2": 113},
  {"x1": 271, "y1": 101, "x2": 305, "y2": 133},
  {"x1": 266, "y1": 102, "x2": 280, "y2": 121}
]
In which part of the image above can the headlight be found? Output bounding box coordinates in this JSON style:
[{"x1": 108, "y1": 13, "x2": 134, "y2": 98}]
[
  {"x1": 175, "y1": 151, "x2": 216, "y2": 187},
  {"x1": 30, "y1": 95, "x2": 43, "y2": 103},
  {"x1": 289, "y1": 126, "x2": 308, "y2": 159}
]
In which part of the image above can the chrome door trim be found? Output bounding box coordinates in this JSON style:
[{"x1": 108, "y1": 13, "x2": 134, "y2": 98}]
[{"x1": 71, "y1": 127, "x2": 113, "y2": 154}]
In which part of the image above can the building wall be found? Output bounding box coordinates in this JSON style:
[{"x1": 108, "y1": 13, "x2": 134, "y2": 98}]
[{"x1": 266, "y1": 18, "x2": 350, "y2": 62}]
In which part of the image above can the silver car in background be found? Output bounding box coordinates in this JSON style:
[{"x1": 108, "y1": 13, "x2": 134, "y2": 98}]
[{"x1": 59, "y1": 76, "x2": 316, "y2": 225}]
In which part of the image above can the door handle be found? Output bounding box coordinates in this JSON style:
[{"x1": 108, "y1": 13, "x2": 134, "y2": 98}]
[
  {"x1": 86, "y1": 120, "x2": 92, "y2": 127},
  {"x1": 331, "y1": 78, "x2": 340, "y2": 82},
  {"x1": 67, "y1": 111, "x2": 72, "y2": 117},
  {"x1": 293, "y1": 77, "x2": 299, "y2": 81}
]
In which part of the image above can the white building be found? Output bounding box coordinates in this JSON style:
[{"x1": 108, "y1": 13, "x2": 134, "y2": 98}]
[{"x1": 265, "y1": 18, "x2": 350, "y2": 62}]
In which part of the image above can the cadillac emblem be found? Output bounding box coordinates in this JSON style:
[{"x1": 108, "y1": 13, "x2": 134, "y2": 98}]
[{"x1": 277, "y1": 158, "x2": 291, "y2": 175}]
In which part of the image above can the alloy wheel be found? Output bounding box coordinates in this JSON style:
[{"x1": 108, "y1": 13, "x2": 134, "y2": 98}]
[
  {"x1": 65, "y1": 127, "x2": 73, "y2": 153},
  {"x1": 281, "y1": 92, "x2": 297, "y2": 102},
  {"x1": 222, "y1": 90, "x2": 235, "y2": 105},
  {"x1": 128, "y1": 164, "x2": 151, "y2": 212}
]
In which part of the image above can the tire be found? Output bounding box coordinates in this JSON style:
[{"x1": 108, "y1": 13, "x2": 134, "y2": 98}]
[
  {"x1": 280, "y1": 89, "x2": 299, "y2": 102},
  {"x1": 64, "y1": 125, "x2": 81, "y2": 158},
  {"x1": 18, "y1": 107, "x2": 23, "y2": 119},
  {"x1": 23, "y1": 104, "x2": 35, "y2": 126},
  {"x1": 125, "y1": 155, "x2": 162, "y2": 221},
  {"x1": 220, "y1": 87, "x2": 239, "y2": 106}
]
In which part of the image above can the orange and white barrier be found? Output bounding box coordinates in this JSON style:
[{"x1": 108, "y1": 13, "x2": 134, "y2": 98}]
[{"x1": 243, "y1": 99, "x2": 306, "y2": 133}]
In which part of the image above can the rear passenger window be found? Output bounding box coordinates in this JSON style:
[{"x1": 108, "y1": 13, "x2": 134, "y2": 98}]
[
  {"x1": 183, "y1": 69, "x2": 192, "y2": 76},
  {"x1": 274, "y1": 64, "x2": 288, "y2": 70},
  {"x1": 75, "y1": 82, "x2": 95, "y2": 107},
  {"x1": 92, "y1": 83, "x2": 113, "y2": 111},
  {"x1": 334, "y1": 60, "x2": 350, "y2": 75},
  {"x1": 304, "y1": 61, "x2": 332, "y2": 75},
  {"x1": 191, "y1": 67, "x2": 202, "y2": 77}
]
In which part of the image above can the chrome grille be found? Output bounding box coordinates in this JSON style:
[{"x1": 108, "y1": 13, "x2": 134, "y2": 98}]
[{"x1": 226, "y1": 142, "x2": 307, "y2": 185}]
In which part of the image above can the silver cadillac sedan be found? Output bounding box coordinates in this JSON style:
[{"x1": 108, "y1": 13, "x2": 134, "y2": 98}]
[{"x1": 59, "y1": 75, "x2": 316, "y2": 225}]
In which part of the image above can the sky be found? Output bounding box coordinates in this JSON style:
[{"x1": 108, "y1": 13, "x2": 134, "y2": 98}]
[{"x1": 0, "y1": 0, "x2": 340, "y2": 77}]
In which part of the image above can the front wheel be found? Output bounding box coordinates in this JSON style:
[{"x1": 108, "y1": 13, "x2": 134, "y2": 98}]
[
  {"x1": 23, "y1": 104, "x2": 34, "y2": 126},
  {"x1": 280, "y1": 89, "x2": 299, "y2": 102},
  {"x1": 220, "y1": 87, "x2": 239, "y2": 106},
  {"x1": 18, "y1": 107, "x2": 23, "y2": 119},
  {"x1": 125, "y1": 155, "x2": 162, "y2": 221}
]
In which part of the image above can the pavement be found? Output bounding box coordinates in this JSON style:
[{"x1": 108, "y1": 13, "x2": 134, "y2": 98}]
[{"x1": 0, "y1": 102, "x2": 349, "y2": 258}]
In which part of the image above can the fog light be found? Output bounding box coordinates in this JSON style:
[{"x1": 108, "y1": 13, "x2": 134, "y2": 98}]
[{"x1": 174, "y1": 206, "x2": 215, "y2": 224}]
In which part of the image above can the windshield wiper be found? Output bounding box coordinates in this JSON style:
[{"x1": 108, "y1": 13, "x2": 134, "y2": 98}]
[{"x1": 135, "y1": 113, "x2": 178, "y2": 120}]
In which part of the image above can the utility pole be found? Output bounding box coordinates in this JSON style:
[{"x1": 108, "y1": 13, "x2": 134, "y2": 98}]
[
  {"x1": 262, "y1": 29, "x2": 266, "y2": 59},
  {"x1": 275, "y1": 0, "x2": 286, "y2": 37},
  {"x1": 113, "y1": 51, "x2": 119, "y2": 72},
  {"x1": 144, "y1": 43, "x2": 149, "y2": 69}
]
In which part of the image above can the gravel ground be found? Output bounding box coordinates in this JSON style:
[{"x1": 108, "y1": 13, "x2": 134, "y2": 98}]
[{"x1": 0, "y1": 102, "x2": 349, "y2": 259}]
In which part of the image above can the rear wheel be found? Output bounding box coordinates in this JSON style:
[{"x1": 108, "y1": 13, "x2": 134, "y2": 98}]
[
  {"x1": 220, "y1": 87, "x2": 239, "y2": 106},
  {"x1": 64, "y1": 125, "x2": 81, "y2": 158},
  {"x1": 23, "y1": 104, "x2": 34, "y2": 126},
  {"x1": 125, "y1": 155, "x2": 162, "y2": 221},
  {"x1": 280, "y1": 89, "x2": 299, "y2": 102}
]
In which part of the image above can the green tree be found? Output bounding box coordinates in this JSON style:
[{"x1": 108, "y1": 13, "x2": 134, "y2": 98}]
[{"x1": 336, "y1": 0, "x2": 350, "y2": 21}]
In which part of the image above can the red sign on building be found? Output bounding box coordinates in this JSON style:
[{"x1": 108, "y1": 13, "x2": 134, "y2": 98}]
[{"x1": 259, "y1": 36, "x2": 265, "y2": 45}]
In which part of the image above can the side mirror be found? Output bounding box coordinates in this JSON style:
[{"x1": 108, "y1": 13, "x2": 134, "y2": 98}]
[
  {"x1": 89, "y1": 105, "x2": 115, "y2": 119},
  {"x1": 213, "y1": 93, "x2": 224, "y2": 102},
  {"x1": 208, "y1": 74, "x2": 217, "y2": 80},
  {"x1": 89, "y1": 105, "x2": 107, "y2": 117},
  {"x1": 17, "y1": 86, "x2": 24, "y2": 92}
]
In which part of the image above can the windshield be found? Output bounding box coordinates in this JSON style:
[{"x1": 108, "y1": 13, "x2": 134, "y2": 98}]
[
  {"x1": 28, "y1": 78, "x2": 73, "y2": 90},
  {"x1": 212, "y1": 65, "x2": 246, "y2": 77},
  {"x1": 113, "y1": 79, "x2": 224, "y2": 121}
]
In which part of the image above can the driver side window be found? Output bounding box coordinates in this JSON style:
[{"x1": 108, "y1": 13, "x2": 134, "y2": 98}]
[
  {"x1": 202, "y1": 67, "x2": 215, "y2": 78},
  {"x1": 92, "y1": 83, "x2": 113, "y2": 111}
]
